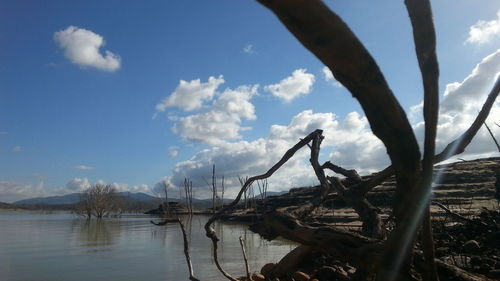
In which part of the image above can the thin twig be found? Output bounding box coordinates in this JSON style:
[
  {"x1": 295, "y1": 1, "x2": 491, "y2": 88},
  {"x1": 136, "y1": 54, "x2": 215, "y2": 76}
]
[
  {"x1": 239, "y1": 236, "x2": 251, "y2": 280},
  {"x1": 178, "y1": 219, "x2": 200, "y2": 281},
  {"x1": 204, "y1": 129, "x2": 323, "y2": 281},
  {"x1": 484, "y1": 122, "x2": 500, "y2": 152},
  {"x1": 151, "y1": 218, "x2": 200, "y2": 281}
]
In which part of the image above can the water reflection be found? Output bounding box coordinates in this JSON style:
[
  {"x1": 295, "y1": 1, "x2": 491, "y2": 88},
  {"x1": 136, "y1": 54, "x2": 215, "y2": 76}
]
[
  {"x1": 72, "y1": 218, "x2": 121, "y2": 248},
  {"x1": 0, "y1": 213, "x2": 297, "y2": 281}
]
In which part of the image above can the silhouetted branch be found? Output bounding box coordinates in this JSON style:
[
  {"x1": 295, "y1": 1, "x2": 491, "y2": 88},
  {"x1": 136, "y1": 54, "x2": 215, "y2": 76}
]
[
  {"x1": 387, "y1": 1, "x2": 440, "y2": 280},
  {"x1": 204, "y1": 129, "x2": 323, "y2": 281},
  {"x1": 435, "y1": 76, "x2": 500, "y2": 162},
  {"x1": 321, "y1": 161, "x2": 361, "y2": 182},
  {"x1": 484, "y1": 122, "x2": 500, "y2": 152},
  {"x1": 256, "y1": 0, "x2": 422, "y2": 213}
]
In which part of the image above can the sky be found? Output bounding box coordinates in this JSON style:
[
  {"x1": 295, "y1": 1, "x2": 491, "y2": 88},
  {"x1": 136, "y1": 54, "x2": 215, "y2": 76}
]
[{"x1": 1, "y1": 0, "x2": 499, "y2": 203}]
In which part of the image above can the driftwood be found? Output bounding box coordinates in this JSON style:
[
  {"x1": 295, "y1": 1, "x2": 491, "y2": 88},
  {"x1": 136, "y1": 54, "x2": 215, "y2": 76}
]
[
  {"x1": 191, "y1": 1, "x2": 500, "y2": 280},
  {"x1": 267, "y1": 245, "x2": 312, "y2": 278},
  {"x1": 249, "y1": 209, "x2": 382, "y2": 269}
]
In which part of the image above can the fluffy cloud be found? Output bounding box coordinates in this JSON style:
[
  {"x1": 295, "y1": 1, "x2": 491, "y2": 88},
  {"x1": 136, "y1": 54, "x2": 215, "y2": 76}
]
[
  {"x1": 155, "y1": 76, "x2": 224, "y2": 112},
  {"x1": 173, "y1": 85, "x2": 258, "y2": 145},
  {"x1": 54, "y1": 26, "x2": 121, "y2": 72},
  {"x1": 321, "y1": 66, "x2": 343, "y2": 88},
  {"x1": 466, "y1": 10, "x2": 500, "y2": 45},
  {"x1": 412, "y1": 49, "x2": 500, "y2": 160},
  {"x1": 168, "y1": 49, "x2": 500, "y2": 198},
  {"x1": 265, "y1": 69, "x2": 315, "y2": 102},
  {"x1": 65, "y1": 177, "x2": 150, "y2": 194},
  {"x1": 168, "y1": 109, "x2": 387, "y2": 199},
  {"x1": 73, "y1": 165, "x2": 94, "y2": 171},
  {"x1": 0, "y1": 181, "x2": 45, "y2": 203},
  {"x1": 11, "y1": 146, "x2": 21, "y2": 152},
  {"x1": 65, "y1": 177, "x2": 91, "y2": 192}
]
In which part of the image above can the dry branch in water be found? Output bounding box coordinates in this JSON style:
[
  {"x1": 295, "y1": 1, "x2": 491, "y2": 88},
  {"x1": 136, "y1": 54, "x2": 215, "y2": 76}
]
[
  {"x1": 149, "y1": 1, "x2": 499, "y2": 280},
  {"x1": 151, "y1": 218, "x2": 200, "y2": 281}
]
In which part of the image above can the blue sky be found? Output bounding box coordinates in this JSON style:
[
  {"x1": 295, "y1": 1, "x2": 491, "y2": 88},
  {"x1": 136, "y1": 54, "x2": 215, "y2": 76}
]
[{"x1": 1, "y1": 0, "x2": 499, "y2": 202}]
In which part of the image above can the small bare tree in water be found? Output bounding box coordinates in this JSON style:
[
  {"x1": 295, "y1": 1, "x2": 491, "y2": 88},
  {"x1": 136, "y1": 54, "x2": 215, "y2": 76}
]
[{"x1": 76, "y1": 184, "x2": 121, "y2": 219}]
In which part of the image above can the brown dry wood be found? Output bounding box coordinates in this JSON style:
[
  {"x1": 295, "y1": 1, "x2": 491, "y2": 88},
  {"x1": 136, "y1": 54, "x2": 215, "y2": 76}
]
[
  {"x1": 249, "y1": 209, "x2": 382, "y2": 269},
  {"x1": 321, "y1": 161, "x2": 362, "y2": 182},
  {"x1": 203, "y1": 129, "x2": 323, "y2": 281},
  {"x1": 383, "y1": 1, "x2": 440, "y2": 281},
  {"x1": 413, "y1": 253, "x2": 495, "y2": 281},
  {"x1": 255, "y1": 0, "x2": 422, "y2": 208},
  {"x1": 266, "y1": 245, "x2": 312, "y2": 278},
  {"x1": 329, "y1": 176, "x2": 384, "y2": 239}
]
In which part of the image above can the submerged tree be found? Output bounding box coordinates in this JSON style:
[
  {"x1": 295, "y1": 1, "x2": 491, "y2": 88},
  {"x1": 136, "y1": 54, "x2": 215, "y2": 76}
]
[
  {"x1": 76, "y1": 184, "x2": 122, "y2": 219},
  {"x1": 198, "y1": 1, "x2": 500, "y2": 281}
]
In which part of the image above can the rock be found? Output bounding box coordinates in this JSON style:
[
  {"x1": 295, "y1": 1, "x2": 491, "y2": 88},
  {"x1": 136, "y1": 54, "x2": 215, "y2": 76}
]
[
  {"x1": 311, "y1": 266, "x2": 348, "y2": 281},
  {"x1": 292, "y1": 271, "x2": 310, "y2": 281},
  {"x1": 463, "y1": 240, "x2": 480, "y2": 254},
  {"x1": 252, "y1": 273, "x2": 266, "y2": 281},
  {"x1": 261, "y1": 263, "x2": 276, "y2": 276}
]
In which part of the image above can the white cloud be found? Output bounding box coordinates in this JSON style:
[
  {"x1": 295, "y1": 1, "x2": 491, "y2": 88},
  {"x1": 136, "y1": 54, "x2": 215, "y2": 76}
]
[
  {"x1": 321, "y1": 66, "x2": 343, "y2": 88},
  {"x1": 54, "y1": 26, "x2": 121, "y2": 72},
  {"x1": 168, "y1": 109, "x2": 387, "y2": 199},
  {"x1": 0, "y1": 132, "x2": 7, "y2": 136},
  {"x1": 441, "y1": 49, "x2": 500, "y2": 113},
  {"x1": 155, "y1": 76, "x2": 224, "y2": 112},
  {"x1": 265, "y1": 69, "x2": 315, "y2": 102},
  {"x1": 11, "y1": 146, "x2": 21, "y2": 152},
  {"x1": 243, "y1": 44, "x2": 255, "y2": 54},
  {"x1": 169, "y1": 146, "x2": 179, "y2": 158},
  {"x1": 412, "y1": 49, "x2": 500, "y2": 160},
  {"x1": 0, "y1": 181, "x2": 45, "y2": 203},
  {"x1": 73, "y1": 165, "x2": 94, "y2": 171},
  {"x1": 65, "y1": 177, "x2": 91, "y2": 192},
  {"x1": 466, "y1": 10, "x2": 500, "y2": 45},
  {"x1": 168, "y1": 50, "x2": 500, "y2": 199},
  {"x1": 172, "y1": 85, "x2": 258, "y2": 145}
]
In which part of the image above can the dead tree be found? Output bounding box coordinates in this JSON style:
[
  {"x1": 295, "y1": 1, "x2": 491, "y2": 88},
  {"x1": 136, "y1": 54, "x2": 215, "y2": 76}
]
[
  {"x1": 77, "y1": 184, "x2": 121, "y2": 219},
  {"x1": 184, "y1": 178, "x2": 194, "y2": 215},
  {"x1": 201, "y1": 1, "x2": 500, "y2": 281}
]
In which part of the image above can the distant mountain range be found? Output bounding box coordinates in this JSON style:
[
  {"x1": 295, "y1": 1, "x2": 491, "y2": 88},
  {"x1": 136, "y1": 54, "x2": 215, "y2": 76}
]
[
  {"x1": 11, "y1": 190, "x2": 285, "y2": 210},
  {"x1": 13, "y1": 192, "x2": 159, "y2": 206}
]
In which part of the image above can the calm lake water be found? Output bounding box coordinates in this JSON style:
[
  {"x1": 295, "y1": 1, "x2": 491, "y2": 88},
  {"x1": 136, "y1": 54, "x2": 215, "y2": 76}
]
[{"x1": 0, "y1": 212, "x2": 296, "y2": 281}]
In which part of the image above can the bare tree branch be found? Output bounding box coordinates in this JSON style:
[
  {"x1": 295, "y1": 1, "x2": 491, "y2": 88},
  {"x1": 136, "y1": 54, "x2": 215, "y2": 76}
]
[
  {"x1": 239, "y1": 237, "x2": 251, "y2": 281},
  {"x1": 204, "y1": 129, "x2": 323, "y2": 281},
  {"x1": 255, "y1": 0, "x2": 422, "y2": 209},
  {"x1": 435, "y1": 76, "x2": 500, "y2": 162},
  {"x1": 484, "y1": 122, "x2": 500, "y2": 152},
  {"x1": 386, "y1": 1, "x2": 440, "y2": 280},
  {"x1": 321, "y1": 161, "x2": 361, "y2": 182},
  {"x1": 151, "y1": 218, "x2": 200, "y2": 281}
]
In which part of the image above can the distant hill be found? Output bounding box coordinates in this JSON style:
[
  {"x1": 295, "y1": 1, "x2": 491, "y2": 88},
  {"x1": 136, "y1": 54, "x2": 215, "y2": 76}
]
[
  {"x1": 13, "y1": 192, "x2": 159, "y2": 206},
  {"x1": 14, "y1": 193, "x2": 82, "y2": 206},
  {"x1": 0, "y1": 201, "x2": 25, "y2": 210}
]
